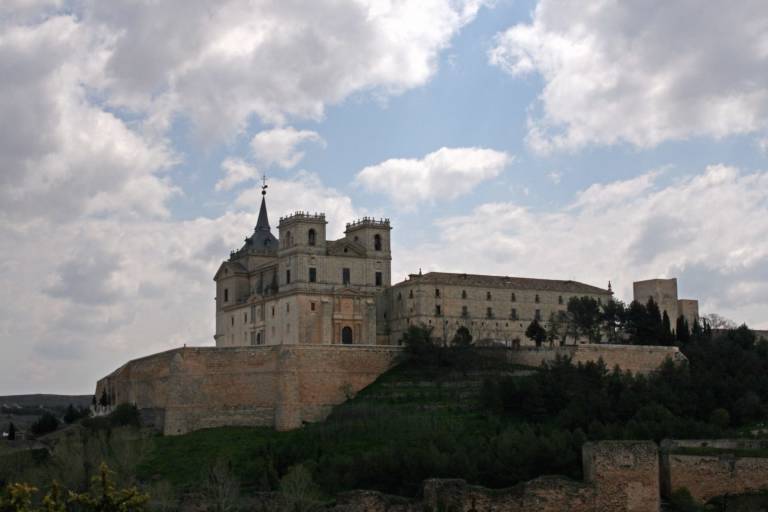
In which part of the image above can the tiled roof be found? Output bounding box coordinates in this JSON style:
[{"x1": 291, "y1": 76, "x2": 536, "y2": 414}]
[{"x1": 396, "y1": 272, "x2": 611, "y2": 294}]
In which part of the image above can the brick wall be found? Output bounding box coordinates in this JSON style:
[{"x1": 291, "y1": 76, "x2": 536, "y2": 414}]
[{"x1": 661, "y1": 439, "x2": 768, "y2": 503}]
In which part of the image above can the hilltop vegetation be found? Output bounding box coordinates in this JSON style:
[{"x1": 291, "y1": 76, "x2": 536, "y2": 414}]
[{"x1": 2, "y1": 323, "x2": 768, "y2": 509}]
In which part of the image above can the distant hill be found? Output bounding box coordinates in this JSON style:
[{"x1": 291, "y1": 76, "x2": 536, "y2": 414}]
[
  {"x1": 0, "y1": 394, "x2": 92, "y2": 409},
  {"x1": 1, "y1": 394, "x2": 92, "y2": 433}
]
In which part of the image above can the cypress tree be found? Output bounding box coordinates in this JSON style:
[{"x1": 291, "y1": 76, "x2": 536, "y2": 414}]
[{"x1": 7, "y1": 422, "x2": 16, "y2": 441}]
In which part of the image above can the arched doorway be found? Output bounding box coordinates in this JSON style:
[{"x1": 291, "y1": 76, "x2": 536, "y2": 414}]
[{"x1": 341, "y1": 326, "x2": 353, "y2": 345}]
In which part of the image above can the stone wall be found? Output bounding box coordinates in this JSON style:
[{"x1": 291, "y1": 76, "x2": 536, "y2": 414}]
[
  {"x1": 95, "y1": 345, "x2": 402, "y2": 435},
  {"x1": 506, "y1": 344, "x2": 685, "y2": 374},
  {"x1": 661, "y1": 439, "x2": 768, "y2": 503},
  {"x1": 583, "y1": 441, "x2": 660, "y2": 512}
]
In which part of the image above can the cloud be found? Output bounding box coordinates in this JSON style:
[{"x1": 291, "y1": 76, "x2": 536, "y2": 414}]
[
  {"x1": 489, "y1": 0, "x2": 768, "y2": 152},
  {"x1": 250, "y1": 127, "x2": 325, "y2": 169},
  {"x1": 0, "y1": 14, "x2": 177, "y2": 223},
  {"x1": 216, "y1": 158, "x2": 260, "y2": 191},
  {"x1": 396, "y1": 164, "x2": 768, "y2": 329},
  {"x1": 547, "y1": 170, "x2": 561, "y2": 184},
  {"x1": 85, "y1": 0, "x2": 487, "y2": 140},
  {"x1": 356, "y1": 147, "x2": 511, "y2": 206}
]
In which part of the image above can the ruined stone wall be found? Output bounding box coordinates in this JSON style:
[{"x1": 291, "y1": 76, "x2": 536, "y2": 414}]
[
  {"x1": 661, "y1": 439, "x2": 768, "y2": 503},
  {"x1": 506, "y1": 344, "x2": 684, "y2": 374},
  {"x1": 583, "y1": 441, "x2": 660, "y2": 512},
  {"x1": 96, "y1": 345, "x2": 402, "y2": 435}
]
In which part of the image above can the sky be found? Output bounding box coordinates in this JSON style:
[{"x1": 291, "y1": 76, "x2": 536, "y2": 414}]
[{"x1": 1, "y1": 0, "x2": 767, "y2": 395}]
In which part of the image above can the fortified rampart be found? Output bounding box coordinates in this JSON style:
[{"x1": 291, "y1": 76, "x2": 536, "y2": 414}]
[
  {"x1": 95, "y1": 343, "x2": 683, "y2": 436},
  {"x1": 95, "y1": 345, "x2": 402, "y2": 435},
  {"x1": 506, "y1": 344, "x2": 685, "y2": 374},
  {"x1": 661, "y1": 439, "x2": 768, "y2": 503}
]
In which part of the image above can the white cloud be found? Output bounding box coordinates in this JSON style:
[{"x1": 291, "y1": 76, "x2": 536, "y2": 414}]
[
  {"x1": 547, "y1": 170, "x2": 562, "y2": 184},
  {"x1": 216, "y1": 158, "x2": 260, "y2": 191},
  {"x1": 356, "y1": 147, "x2": 511, "y2": 206},
  {"x1": 0, "y1": 15, "x2": 177, "y2": 222},
  {"x1": 396, "y1": 164, "x2": 768, "y2": 329},
  {"x1": 85, "y1": 0, "x2": 487, "y2": 140},
  {"x1": 489, "y1": 0, "x2": 768, "y2": 152},
  {"x1": 250, "y1": 127, "x2": 325, "y2": 169}
]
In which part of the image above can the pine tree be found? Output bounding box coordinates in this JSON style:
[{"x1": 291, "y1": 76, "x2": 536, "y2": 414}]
[{"x1": 662, "y1": 310, "x2": 673, "y2": 345}]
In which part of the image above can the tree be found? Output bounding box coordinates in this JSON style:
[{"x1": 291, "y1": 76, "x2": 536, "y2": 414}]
[
  {"x1": 64, "y1": 404, "x2": 85, "y2": 424},
  {"x1": 99, "y1": 390, "x2": 109, "y2": 407},
  {"x1": 675, "y1": 316, "x2": 691, "y2": 344},
  {"x1": 525, "y1": 319, "x2": 547, "y2": 347},
  {"x1": 567, "y1": 296, "x2": 602, "y2": 343},
  {"x1": 7, "y1": 422, "x2": 15, "y2": 441},
  {"x1": 703, "y1": 313, "x2": 736, "y2": 330},
  {"x1": 601, "y1": 299, "x2": 626, "y2": 344},
  {"x1": 546, "y1": 311, "x2": 571, "y2": 346},
  {"x1": 30, "y1": 412, "x2": 59, "y2": 437},
  {"x1": 451, "y1": 326, "x2": 473, "y2": 347},
  {"x1": 661, "y1": 311, "x2": 674, "y2": 346}
]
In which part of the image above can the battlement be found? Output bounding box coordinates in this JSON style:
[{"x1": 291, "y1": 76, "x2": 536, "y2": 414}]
[
  {"x1": 278, "y1": 211, "x2": 327, "y2": 224},
  {"x1": 345, "y1": 217, "x2": 391, "y2": 230}
]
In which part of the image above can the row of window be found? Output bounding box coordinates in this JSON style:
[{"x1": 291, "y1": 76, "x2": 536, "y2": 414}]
[
  {"x1": 434, "y1": 305, "x2": 541, "y2": 320},
  {"x1": 282, "y1": 229, "x2": 384, "y2": 250},
  {"x1": 287, "y1": 268, "x2": 383, "y2": 286},
  {"x1": 400, "y1": 288, "x2": 583, "y2": 305}
]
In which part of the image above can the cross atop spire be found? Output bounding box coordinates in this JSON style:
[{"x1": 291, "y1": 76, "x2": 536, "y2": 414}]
[{"x1": 261, "y1": 174, "x2": 268, "y2": 196}]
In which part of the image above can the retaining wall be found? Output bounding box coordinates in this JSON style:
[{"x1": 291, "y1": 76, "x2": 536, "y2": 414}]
[
  {"x1": 661, "y1": 439, "x2": 768, "y2": 503},
  {"x1": 507, "y1": 344, "x2": 685, "y2": 374}
]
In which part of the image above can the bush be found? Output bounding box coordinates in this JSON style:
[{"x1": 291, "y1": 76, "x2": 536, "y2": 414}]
[{"x1": 82, "y1": 403, "x2": 140, "y2": 431}]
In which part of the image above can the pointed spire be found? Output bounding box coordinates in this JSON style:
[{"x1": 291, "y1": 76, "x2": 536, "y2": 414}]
[
  {"x1": 256, "y1": 175, "x2": 270, "y2": 231},
  {"x1": 608, "y1": 280, "x2": 613, "y2": 293}
]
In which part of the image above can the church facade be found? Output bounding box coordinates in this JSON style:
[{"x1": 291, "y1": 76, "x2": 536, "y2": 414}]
[
  {"x1": 214, "y1": 190, "x2": 620, "y2": 347},
  {"x1": 214, "y1": 185, "x2": 392, "y2": 347}
]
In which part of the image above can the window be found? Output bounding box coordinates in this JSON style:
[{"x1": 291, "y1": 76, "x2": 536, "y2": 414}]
[
  {"x1": 231, "y1": 316, "x2": 234, "y2": 326},
  {"x1": 535, "y1": 294, "x2": 540, "y2": 303},
  {"x1": 435, "y1": 305, "x2": 442, "y2": 316},
  {"x1": 486, "y1": 291, "x2": 492, "y2": 300},
  {"x1": 462, "y1": 306, "x2": 468, "y2": 317},
  {"x1": 308, "y1": 229, "x2": 316, "y2": 246},
  {"x1": 375, "y1": 272, "x2": 383, "y2": 287},
  {"x1": 511, "y1": 292, "x2": 516, "y2": 302},
  {"x1": 284, "y1": 230, "x2": 292, "y2": 248},
  {"x1": 257, "y1": 332, "x2": 262, "y2": 345},
  {"x1": 342, "y1": 268, "x2": 350, "y2": 285},
  {"x1": 244, "y1": 313, "x2": 247, "y2": 323},
  {"x1": 224, "y1": 288, "x2": 229, "y2": 302},
  {"x1": 511, "y1": 308, "x2": 518, "y2": 320},
  {"x1": 374, "y1": 234, "x2": 382, "y2": 251},
  {"x1": 250, "y1": 332, "x2": 256, "y2": 346},
  {"x1": 286, "y1": 303, "x2": 290, "y2": 313},
  {"x1": 435, "y1": 288, "x2": 440, "y2": 297},
  {"x1": 462, "y1": 290, "x2": 467, "y2": 299},
  {"x1": 309, "y1": 267, "x2": 317, "y2": 283},
  {"x1": 535, "y1": 309, "x2": 541, "y2": 320},
  {"x1": 397, "y1": 292, "x2": 402, "y2": 301},
  {"x1": 311, "y1": 302, "x2": 316, "y2": 311},
  {"x1": 409, "y1": 290, "x2": 414, "y2": 298},
  {"x1": 286, "y1": 269, "x2": 291, "y2": 284},
  {"x1": 558, "y1": 295, "x2": 563, "y2": 305},
  {"x1": 250, "y1": 305, "x2": 256, "y2": 323},
  {"x1": 487, "y1": 307, "x2": 493, "y2": 318},
  {"x1": 271, "y1": 306, "x2": 275, "y2": 317}
]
